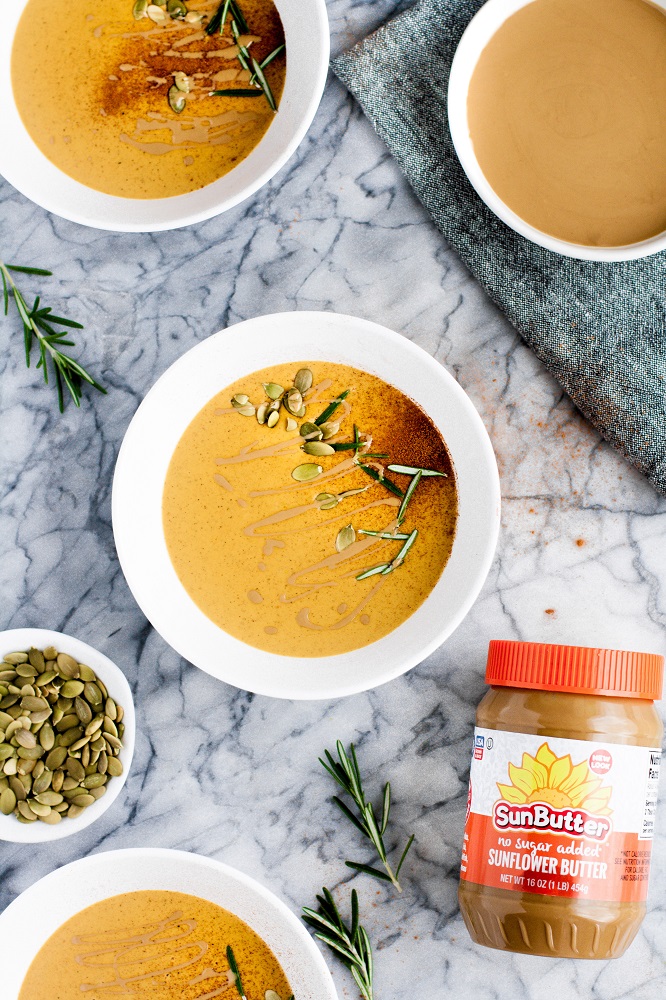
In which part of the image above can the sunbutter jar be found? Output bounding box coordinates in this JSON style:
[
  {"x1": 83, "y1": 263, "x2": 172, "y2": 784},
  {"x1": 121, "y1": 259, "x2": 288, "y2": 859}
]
[{"x1": 459, "y1": 641, "x2": 664, "y2": 959}]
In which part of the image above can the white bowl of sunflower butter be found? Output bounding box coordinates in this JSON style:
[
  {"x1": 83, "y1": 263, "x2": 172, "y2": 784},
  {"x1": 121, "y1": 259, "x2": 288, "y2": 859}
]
[
  {"x1": 0, "y1": 628, "x2": 135, "y2": 843},
  {"x1": 0, "y1": 0, "x2": 329, "y2": 232},
  {"x1": 112, "y1": 311, "x2": 501, "y2": 700},
  {"x1": 448, "y1": 0, "x2": 666, "y2": 260},
  {"x1": 0, "y1": 848, "x2": 337, "y2": 1000}
]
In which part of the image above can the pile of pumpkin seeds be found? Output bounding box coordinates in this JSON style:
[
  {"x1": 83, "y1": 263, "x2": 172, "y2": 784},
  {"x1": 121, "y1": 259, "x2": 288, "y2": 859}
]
[{"x1": 0, "y1": 646, "x2": 125, "y2": 826}]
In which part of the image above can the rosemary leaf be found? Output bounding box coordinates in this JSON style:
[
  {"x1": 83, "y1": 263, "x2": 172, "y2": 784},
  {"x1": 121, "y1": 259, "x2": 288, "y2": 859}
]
[
  {"x1": 226, "y1": 945, "x2": 246, "y2": 999},
  {"x1": 387, "y1": 463, "x2": 447, "y2": 477},
  {"x1": 209, "y1": 88, "x2": 264, "y2": 97},
  {"x1": 315, "y1": 389, "x2": 350, "y2": 425},
  {"x1": 357, "y1": 463, "x2": 404, "y2": 499},
  {"x1": 358, "y1": 530, "x2": 410, "y2": 541},
  {"x1": 396, "y1": 468, "x2": 422, "y2": 524},
  {"x1": 303, "y1": 889, "x2": 374, "y2": 1000},
  {"x1": 355, "y1": 563, "x2": 389, "y2": 580},
  {"x1": 345, "y1": 861, "x2": 394, "y2": 882}
]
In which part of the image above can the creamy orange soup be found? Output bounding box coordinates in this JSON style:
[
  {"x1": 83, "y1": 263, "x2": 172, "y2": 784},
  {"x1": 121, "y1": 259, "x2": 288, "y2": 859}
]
[
  {"x1": 19, "y1": 890, "x2": 292, "y2": 1000},
  {"x1": 11, "y1": 0, "x2": 286, "y2": 199},
  {"x1": 163, "y1": 362, "x2": 458, "y2": 657}
]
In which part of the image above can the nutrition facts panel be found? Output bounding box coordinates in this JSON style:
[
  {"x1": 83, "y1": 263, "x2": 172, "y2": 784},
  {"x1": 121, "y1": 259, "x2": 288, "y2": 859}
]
[{"x1": 640, "y1": 748, "x2": 662, "y2": 840}]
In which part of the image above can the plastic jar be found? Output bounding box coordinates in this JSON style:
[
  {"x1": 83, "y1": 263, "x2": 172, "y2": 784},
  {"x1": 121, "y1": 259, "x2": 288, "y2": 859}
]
[{"x1": 459, "y1": 640, "x2": 664, "y2": 959}]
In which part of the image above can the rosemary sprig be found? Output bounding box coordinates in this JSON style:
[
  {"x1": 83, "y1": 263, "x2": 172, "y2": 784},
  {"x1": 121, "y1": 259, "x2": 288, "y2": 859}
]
[
  {"x1": 388, "y1": 463, "x2": 447, "y2": 478},
  {"x1": 396, "y1": 469, "x2": 422, "y2": 524},
  {"x1": 0, "y1": 260, "x2": 105, "y2": 412},
  {"x1": 320, "y1": 741, "x2": 415, "y2": 892},
  {"x1": 209, "y1": 88, "x2": 264, "y2": 97},
  {"x1": 356, "y1": 563, "x2": 390, "y2": 580},
  {"x1": 226, "y1": 946, "x2": 246, "y2": 1000},
  {"x1": 303, "y1": 888, "x2": 374, "y2": 1000},
  {"x1": 357, "y1": 463, "x2": 404, "y2": 499},
  {"x1": 356, "y1": 529, "x2": 418, "y2": 581},
  {"x1": 206, "y1": 0, "x2": 279, "y2": 111},
  {"x1": 206, "y1": 0, "x2": 247, "y2": 34},
  {"x1": 315, "y1": 389, "x2": 350, "y2": 426}
]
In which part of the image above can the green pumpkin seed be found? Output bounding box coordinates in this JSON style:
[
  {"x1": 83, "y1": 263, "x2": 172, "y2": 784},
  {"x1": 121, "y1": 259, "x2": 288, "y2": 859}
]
[
  {"x1": 60, "y1": 728, "x2": 83, "y2": 748},
  {"x1": 32, "y1": 770, "x2": 53, "y2": 795},
  {"x1": 284, "y1": 387, "x2": 303, "y2": 415},
  {"x1": 90, "y1": 785, "x2": 107, "y2": 800},
  {"x1": 60, "y1": 681, "x2": 84, "y2": 699},
  {"x1": 56, "y1": 653, "x2": 79, "y2": 679},
  {"x1": 299, "y1": 422, "x2": 322, "y2": 441},
  {"x1": 303, "y1": 441, "x2": 335, "y2": 457},
  {"x1": 168, "y1": 83, "x2": 187, "y2": 113},
  {"x1": 0, "y1": 711, "x2": 13, "y2": 729},
  {"x1": 286, "y1": 417, "x2": 297, "y2": 432},
  {"x1": 294, "y1": 368, "x2": 313, "y2": 395},
  {"x1": 21, "y1": 695, "x2": 48, "y2": 712},
  {"x1": 82, "y1": 773, "x2": 107, "y2": 789},
  {"x1": 9, "y1": 776, "x2": 26, "y2": 800},
  {"x1": 75, "y1": 697, "x2": 92, "y2": 726},
  {"x1": 46, "y1": 747, "x2": 67, "y2": 770},
  {"x1": 15, "y1": 729, "x2": 37, "y2": 749},
  {"x1": 84, "y1": 682, "x2": 103, "y2": 706},
  {"x1": 3, "y1": 653, "x2": 27, "y2": 665},
  {"x1": 336, "y1": 524, "x2": 356, "y2": 552},
  {"x1": 315, "y1": 492, "x2": 339, "y2": 511},
  {"x1": 85, "y1": 716, "x2": 104, "y2": 737},
  {"x1": 29, "y1": 801, "x2": 51, "y2": 817},
  {"x1": 78, "y1": 664, "x2": 96, "y2": 682},
  {"x1": 105, "y1": 698, "x2": 117, "y2": 722},
  {"x1": 256, "y1": 401, "x2": 268, "y2": 425},
  {"x1": 16, "y1": 663, "x2": 38, "y2": 678},
  {"x1": 52, "y1": 770, "x2": 64, "y2": 792},
  {"x1": 72, "y1": 793, "x2": 96, "y2": 808},
  {"x1": 39, "y1": 810, "x2": 62, "y2": 825},
  {"x1": 42, "y1": 646, "x2": 57, "y2": 661},
  {"x1": 35, "y1": 790, "x2": 63, "y2": 806},
  {"x1": 0, "y1": 744, "x2": 15, "y2": 762},
  {"x1": 106, "y1": 756, "x2": 123, "y2": 777},
  {"x1": 263, "y1": 382, "x2": 284, "y2": 400},
  {"x1": 168, "y1": 0, "x2": 188, "y2": 19},
  {"x1": 35, "y1": 669, "x2": 57, "y2": 684},
  {"x1": 57, "y1": 714, "x2": 80, "y2": 732},
  {"x1": 133, "y1": 0, "x2": 149, "y2": 17},
  {"x1": 17, "y1": 801, "x2": 37, "y2": 821},
  {"x1": 266, "y1": 410, "x2": 280, "y2": 428},
  {"x1": 0, "y1": 788, "x2": 16, "y2": 815},
  {"x1": 319, "y1": 421, "x2": 340, "y2": 440},
  {"x1": 18, "y1": 746, "x2": 44, "y2": 760},
  {"x1": 3, "y1": 757, "x2": 18, "y2": 775},
  {"x1": 291, "y1": 464, "x2": 322, "y2": 482},
  {"x1": 28, "y1": 648, "x2": 45, "y2": 671},
  {"x1": 231, "y1": 393, "x2": 250, "y2": 407}
]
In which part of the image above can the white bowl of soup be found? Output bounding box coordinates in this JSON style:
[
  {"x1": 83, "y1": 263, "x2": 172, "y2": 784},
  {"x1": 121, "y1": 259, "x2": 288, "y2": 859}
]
[
  {"x1": 0, "y1": 847, "x2": 337, "y2": 1000},
  {"x1": 112, "y1": 311, "x2": 500, "y2": 700},
  {"x1": 448, "y1": 0, "x2": 666, "y2": 260},
  {"x1": 0, "y1": 628, "x2": 135, "y2": 843},
  {"x1": 0, "y1": 0, "x2": 329, "y2": 232}
]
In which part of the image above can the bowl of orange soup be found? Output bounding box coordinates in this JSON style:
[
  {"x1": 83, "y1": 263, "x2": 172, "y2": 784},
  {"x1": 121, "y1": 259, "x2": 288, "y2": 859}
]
[
  {"x1": 0, "y1": 848, "x2": 337, "y2": 1000},
  {"x1": 0, "y1": 0, "x2": 328, "y2": 231},
  {"x1": 448, "y1": 0, "x2": 666, "y2": 260},
  {"x1": 112, "y1": 311, "x2": 500, "y2": 699}
]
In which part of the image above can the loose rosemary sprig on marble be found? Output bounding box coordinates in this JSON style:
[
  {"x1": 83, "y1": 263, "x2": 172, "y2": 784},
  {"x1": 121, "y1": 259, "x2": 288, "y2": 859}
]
[
  {"x1": 303, "y1": 888, "x2": 374, "y2": 1000},
  {"x1": 321, "y1": 741, "x2": 415, "y2": 892},
  {"x1": 0, "y1": 260, "x2": 105, "y2": 411}
]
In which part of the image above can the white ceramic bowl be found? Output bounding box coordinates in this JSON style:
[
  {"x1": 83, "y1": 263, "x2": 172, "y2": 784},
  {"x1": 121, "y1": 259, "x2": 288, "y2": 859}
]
[
  {"x1": 0, "y1": 0, "x2": 329, "y2": 232},
  {"x1": 112, "y1": 311, "x2": 500, "y2": 700},
  {"x1": 0, "y1": 628, "x2": 135, "y2": 843},
  {"x1": 448, "y1": 0, "x2": 666, "y2": 261},
  {"x1": 0, "y1": 847, "x2": 337, "y2": 1000}
]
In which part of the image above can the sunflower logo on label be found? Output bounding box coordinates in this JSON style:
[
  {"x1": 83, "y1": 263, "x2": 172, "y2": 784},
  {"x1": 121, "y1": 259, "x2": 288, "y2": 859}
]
[{"x1": 493, "y1": 742, "x2": 614, "y2": 842}]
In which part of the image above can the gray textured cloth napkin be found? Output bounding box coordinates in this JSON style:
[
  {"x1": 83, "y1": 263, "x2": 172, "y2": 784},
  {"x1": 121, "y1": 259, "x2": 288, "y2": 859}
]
[{"x1": 332, "y1": 0, "x2": 666, "y2": 494}]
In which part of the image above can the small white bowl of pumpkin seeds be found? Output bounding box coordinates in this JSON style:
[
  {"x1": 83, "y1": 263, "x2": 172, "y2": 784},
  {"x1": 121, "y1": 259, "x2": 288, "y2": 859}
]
[{"x1": 0, "y1": 629, "x2": 135, "y2": 843}]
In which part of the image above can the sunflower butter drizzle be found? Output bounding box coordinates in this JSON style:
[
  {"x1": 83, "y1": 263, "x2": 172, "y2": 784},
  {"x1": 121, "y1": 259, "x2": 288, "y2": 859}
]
[{"x1": 72, "y1": 910, "x2": 235, "y2": 996}]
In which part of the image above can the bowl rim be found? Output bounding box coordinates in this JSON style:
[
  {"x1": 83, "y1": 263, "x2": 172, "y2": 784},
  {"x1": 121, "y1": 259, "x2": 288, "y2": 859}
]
[
  {"x1": 0, "y1": 628, "x2": 135, "y2": 843},
  {"x1": 0, "y1": 847, "x2": 338, "y2": 1000},
  {"x1": 112, "y1": 310, "x2": 501, "y2": 701},
  {"x1": 447, "y1": 0, "x2": 666, "y2": 262},
  {"x1": 0, "y1": 0, "x2": 329, "y2": 232}
]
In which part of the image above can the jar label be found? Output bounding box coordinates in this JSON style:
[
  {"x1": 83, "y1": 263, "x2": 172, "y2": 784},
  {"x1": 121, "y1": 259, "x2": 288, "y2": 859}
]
[{"x1": 460, "y1": 728, "x2": 661, "y2": 902}]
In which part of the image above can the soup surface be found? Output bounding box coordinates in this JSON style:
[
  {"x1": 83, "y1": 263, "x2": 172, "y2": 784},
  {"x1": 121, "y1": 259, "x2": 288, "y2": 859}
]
[
  {"x1": 19, "y1": 890, "x2": 292, "y2": 999},
  {"x1": 11, "y1": 0, "x2": 286, "y2": 199},
  {"x1": 163, "y1": 362, "x2": 458, "y2": 657},
  {"x1": 467, "y1": 0, "x2": 666, "y2": 246}
]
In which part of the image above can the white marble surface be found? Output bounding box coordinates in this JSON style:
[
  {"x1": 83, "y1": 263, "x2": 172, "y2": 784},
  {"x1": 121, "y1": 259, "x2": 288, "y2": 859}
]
[{"x1": 1, "y1": 1, "x2": 666, "y2": 997}]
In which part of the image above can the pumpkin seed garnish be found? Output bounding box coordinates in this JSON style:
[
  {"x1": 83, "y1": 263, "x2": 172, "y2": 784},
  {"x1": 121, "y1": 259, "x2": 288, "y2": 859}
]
[
  {"x1": 256, "y1": 401, "x2": 268, "y2": 425},
  {"x1": 336, "y1": 525, "x2": 356, "y2": 552},
  {"x1": 147, "y1": 3, "x2": 169, "y2": 23},
  {"x1": 133, "y1": 0, "x2": 149, "y2": 17},
  {"x1": 302, "y1": 441, "x2": 335, "y2": 457},
  {"x1": 237, "y1": 404, "x2": 256, "y2": 417},
  {"x1": 266, "y1": 410, "x2": 280, "y2": 428},
  {"x1": 315, "y1": 492, "x2": 338, "y2": 510},
  {"x1": 263, "y1": 382, "x2": 283, "y2": 400},
  {"x1": 173, "y1": 71, "x2": 191, "y2": 93},
  {"x1": 319, "y1": 421, "x2": 339, "y2": 440},
  {"x1": 292, "y1": 464, "x2": 323, "y2": 482},
  {"x1": 286, "y1": 417, "x2": 297, "y2": 432},
  {"x1": 284, "y1": 387, "x2": 303, "y2": 415},
  {"x1": 167, "y1": 0, "x2": 188, "y2": 16},
  {"x1": 299, "y1": 422, "x2": 322, "y2": 441},
  {"x1": 168, "y1": 84, "x2": 187, "y2": 113},
  {"x1": 294, "y1": 368, "x2": 313, "y2": 395},
  {"x1": 0, "y1": 646, "x2": 125, "y2": 826},
  {"x1": 231, "y1": 394, "x2": 249, "y2": 407}
]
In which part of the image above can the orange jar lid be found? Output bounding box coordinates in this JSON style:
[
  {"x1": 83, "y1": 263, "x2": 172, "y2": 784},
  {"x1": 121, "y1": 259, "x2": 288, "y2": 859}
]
[{"x1": 487, "y1": 640, "x2": 664, "y2": 701}]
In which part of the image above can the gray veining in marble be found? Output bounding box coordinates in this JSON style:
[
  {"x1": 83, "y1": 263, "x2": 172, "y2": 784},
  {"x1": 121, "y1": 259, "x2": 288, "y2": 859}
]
[{"x1": 1, "y1": 2, "x2": 666, "y2": 997}]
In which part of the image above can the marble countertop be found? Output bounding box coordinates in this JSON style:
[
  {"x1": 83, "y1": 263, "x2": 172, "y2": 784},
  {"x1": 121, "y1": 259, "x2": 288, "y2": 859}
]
[{"x1": 1, "y1": 1, "x2": 666, "y2": 997}]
